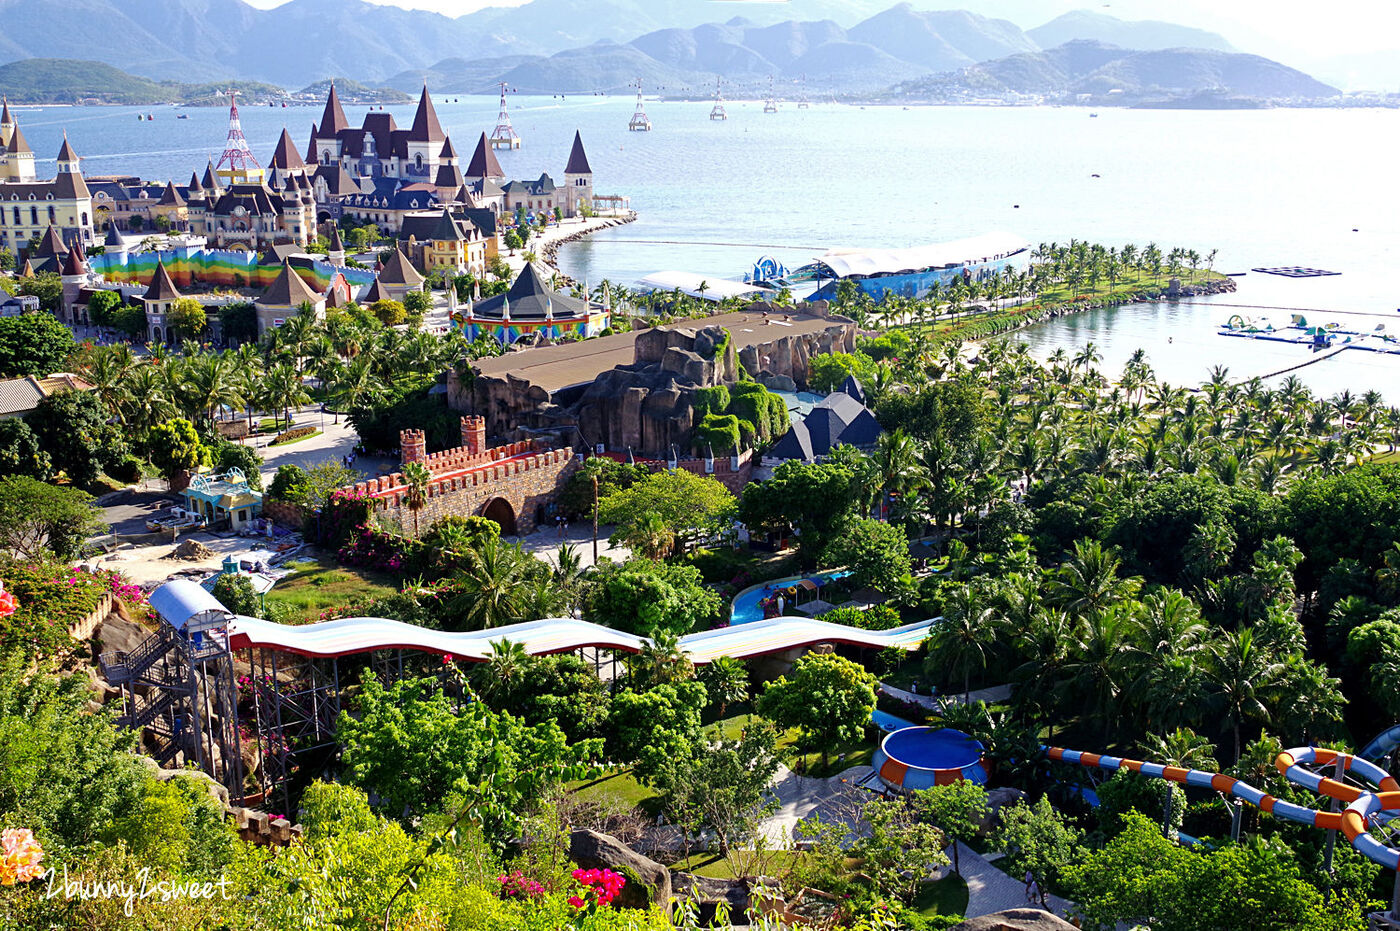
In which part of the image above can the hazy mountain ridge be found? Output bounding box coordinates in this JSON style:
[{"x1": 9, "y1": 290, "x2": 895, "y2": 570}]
[
  {"x1": 1027, "y1": 11, "x2": 1236, "y2": 54},
  {"x1": 890, "y1": 39, "x2": 1341, "y2": 102}
]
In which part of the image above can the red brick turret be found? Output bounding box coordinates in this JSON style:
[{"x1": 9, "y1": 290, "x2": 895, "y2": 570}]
[
  {"x1": 400, "y1": 429, "x2": 426, "y2": 466},
  {"x1": 461, "y1": 416, "x2": 486, "y2": 456}
]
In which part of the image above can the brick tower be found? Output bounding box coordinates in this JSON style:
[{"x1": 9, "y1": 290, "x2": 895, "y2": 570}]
[
  {"x1": 400, "y1": 429, "x2": 427, "y2": 465},
  {"x1": 461, "y1": 416, "x2": 486, "y2": 456}
]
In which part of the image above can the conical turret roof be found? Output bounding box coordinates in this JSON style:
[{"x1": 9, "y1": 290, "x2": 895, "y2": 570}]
[
  {"x1": 377, "y1": 247, "x2": 425, "y2": 287},
  {"x1": 158, "y1": 181, "x2": 186, "y2": 207},
  {"x1": 143, "y1": 258, "x2": 182, "y2": 302},
  {"x1": 0, "y1": 97, "x2": 11, "y2": 125},
  {"x1": 328, "y1": 225, "x2": 344, "y2": 253},
  {"x1": 260, "y1": 260, "x2": 322, "y2": 306},
  {"x1": 202, "y1": 161, "x2": 220, "y2": 191},
  {"x1": 188, "y1": 170, "x2": 204, "y2": 195},
  {"x1": 564, "y1": 130, "x2": 591, "y2": 174},
  {"x1": 318, "y1": 81, "x2": 349, "y2": 136},
  {"x1": 270, "y1": 128, "x2": 306, "y2": 170},
  {"x1": 306, "y1": 123, "x2": 318, "y2": 164},
  {"x1": 35, "y1": 226, "x2": 66, "y2": 257},
  {"x1": 464, "y1": 132, "x2": 504, "y2": 180},
  {"x1": 56, "y1": 135, "x2": 79, "y2": 163},
  {"x1": 6, "y1": 120, "x2": 31, "y2": 155},
  {"x1": 61, "y1": 243, "x2": 88, "y2": 277},
  {"x1": 409, "y1": 84, "x2": 444, "y2": 142}
]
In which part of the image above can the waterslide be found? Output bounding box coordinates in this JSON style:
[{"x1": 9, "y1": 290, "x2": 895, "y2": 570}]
[
  {"x1": 224, "y1": 608, "x2": 934, "y2": 665},
  {"x1": 1049, "y1": 742, "x2": 1400, "y2": 870}
]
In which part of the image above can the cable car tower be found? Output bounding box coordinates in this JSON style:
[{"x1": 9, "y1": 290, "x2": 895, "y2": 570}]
[
  {"x1": 628, "y1": 80, "x2": 652, "y2": 132},
  {"x1": 797, "y1": 74, "x2": 810, "y2": 109},
  {"x1": 489, "y1": 82, "x2": 521, "y2": 149},
  {"x1": 763, "y1": 75, "x2": 779, "y2": 113},
  {"x1": 709, "y1": 76, "x2": 727, "y2": 121},
  {"x1": 215, "y1": 90, "x2": 263, "y2": 185}
]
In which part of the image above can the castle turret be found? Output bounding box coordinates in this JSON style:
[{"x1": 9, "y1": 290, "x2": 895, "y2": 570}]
[
  {"x1": 3, "y1": 113, "x2": 36, "y2": 183},
  {"x1": 562, "y1": 130, "x2": 592, "y2": 218},
  {"x1": 400, "y1": 429, "x2": 427, "y2": 465},
  {"x1": 461, "y1": 415, "x2": 486, "y2": 456},
  {"x1": 60, "y1": 243, "x2": 89, "y2": 324},
  {"x1": 327, "y1": 225, "x2": 345, "y2": 265}
]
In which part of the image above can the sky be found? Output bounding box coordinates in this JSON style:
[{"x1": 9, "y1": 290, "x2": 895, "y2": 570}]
[{"x1": 239, "y1": 0, "x2": 1400, "y2": 59}]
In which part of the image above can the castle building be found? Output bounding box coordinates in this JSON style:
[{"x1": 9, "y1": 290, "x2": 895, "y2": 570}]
[
  {"x1": 141, "y1": 258, "x2": 183, "y2": 345},
  {"x1": 398, "y1": 207, "x2": 489, "y2": 277},
  {"x1": 455, "y1": 262, "x2": 608, "y2": 345},
  {"x1": 254, "y1": 259, "x2": 325, "y2": 339},
  {"x1": 0, "y1": 101, "x2": 94, "y2": 254}
]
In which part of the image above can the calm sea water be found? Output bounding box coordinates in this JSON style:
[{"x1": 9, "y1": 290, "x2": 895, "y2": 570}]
[{"x1": 14, "y1": 96, "x2": 1400, "y2": 397}]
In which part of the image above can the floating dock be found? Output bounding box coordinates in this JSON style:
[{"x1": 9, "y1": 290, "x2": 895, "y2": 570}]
[{"x1": 1251, "y1": 266, "x2": 1341, "y2": 278}]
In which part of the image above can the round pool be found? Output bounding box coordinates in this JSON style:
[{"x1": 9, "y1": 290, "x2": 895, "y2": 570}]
[{"x1": 871, "y1": 726, "x2": 987, "y2": 791}]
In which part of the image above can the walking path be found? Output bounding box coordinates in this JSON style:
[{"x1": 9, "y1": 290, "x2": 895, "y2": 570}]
[
  {"x1": 880, "y1": 682, "x2": 1014, "y2": 710},
  {"x1": 758, "y1": 763, "x2": 875, "y2": 846},
  {"x1": 942, "y1": 841, "x2": 1077, "y2": 920}
]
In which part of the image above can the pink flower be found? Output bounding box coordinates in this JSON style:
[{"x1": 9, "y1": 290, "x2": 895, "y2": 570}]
[{"x1": 568, "y1": 896, "x2": 586, "y2": 909}]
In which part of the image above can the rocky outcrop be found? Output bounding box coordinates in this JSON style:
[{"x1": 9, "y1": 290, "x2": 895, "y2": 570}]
[
  {"x1": 951, "y1": 908, "x2": 1080, "y2": 931},
  {"x1": 569, "y1": 828, "x2": 672, "y2": 910}
]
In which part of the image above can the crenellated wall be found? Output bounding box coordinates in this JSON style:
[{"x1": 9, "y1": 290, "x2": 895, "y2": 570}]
[{"x1": 345, "y1": 417, "x2": 577, "y2": 537}]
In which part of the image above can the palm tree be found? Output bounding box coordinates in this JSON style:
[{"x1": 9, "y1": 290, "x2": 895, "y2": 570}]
[
  {"x1": 447, "y1": 536, "x2": 533, "y2": 630},
  {"x1": 620, "y1": 513, "x2": 675, "y2": 561},
  {"x1": 633, "y1": 628, "x2": 693, "y2": 689},
  {"x1": 471, "y1": 637, "x2": 534, "y2": 707},
  {"x1": 926, "y1": 587, "x2": 1001, "y2": 703},
  {"x1": 1058, "y1": 607, "x2": 1135, "y2": 741},
  {"x1": 1049, "y1": 539, "x2": 1141, "y2": 619},
  {"x1": 699, "y1": 655, "x2": 749, "y2": 717},
  {"x1": 400, "y1": 461, "x2": 432, "y2": 538},
  {"x1": 1208, "y1": 629, "x2": 1282, "y2": 762},
  {"x1": 872, "y1": 427, "x2": 924, "y2": 520}
]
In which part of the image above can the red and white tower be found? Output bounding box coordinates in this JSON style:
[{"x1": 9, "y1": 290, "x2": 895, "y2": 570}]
[
  {"x1": 489, "y1": 82, "x2": 521, "y2": 150},
  {"x1": 215, "y1": 91, "x2": 264, "y2": 185}
]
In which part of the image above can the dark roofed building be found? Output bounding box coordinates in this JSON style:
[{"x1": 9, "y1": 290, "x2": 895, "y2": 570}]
[
  {"x1": 373, "y1": 246, "x2": 426, "y2": 301},
  {"x1": 767, "y1": 382, "x2": 882, "y2": 462}
]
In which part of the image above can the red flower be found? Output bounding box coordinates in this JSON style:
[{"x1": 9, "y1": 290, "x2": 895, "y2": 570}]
[
  {"x1": 567, "y1": 896, "x2": 586, "y2": 909},
  {"x1": 0, "y1": 590, "x2": 16, "y2": 618}
]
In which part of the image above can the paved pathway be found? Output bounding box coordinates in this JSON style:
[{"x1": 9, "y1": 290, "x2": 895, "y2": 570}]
[
  {"x1": 757, "y1": 763, "x2": 875, "y2": 847},
  {"x1": 943, "y1": 841, "x2": 1077, "y2": 921}
]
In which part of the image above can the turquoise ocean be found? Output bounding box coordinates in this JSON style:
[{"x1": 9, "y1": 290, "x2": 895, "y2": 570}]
[{"x1": 14, "y1": 94, "x2": 1400, "y2": 397}]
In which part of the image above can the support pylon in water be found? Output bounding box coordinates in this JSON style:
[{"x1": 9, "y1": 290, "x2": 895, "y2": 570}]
[
  {"x1": 490, "y1": 82, "x2": 521, "y2": 149},
  {"x1": 710, "y1": 76, "x2": 727, "y2": 121},
  {"x1": 763, "y1": 75, "x2": 778, "y2": 113},
  {"x1": 628, "y1": 80, "x2": 652, "y2": 132}
]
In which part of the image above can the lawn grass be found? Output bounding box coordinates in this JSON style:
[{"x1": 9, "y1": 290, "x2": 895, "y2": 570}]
[
  {"x1": 1369, "y1": 449, "x2": 1400, "y2": 464},
  {"x1": 668, "y1": 849, "x2": 804, "y2": 879},
  {"x1": 706, "y1": 711, "x2": 874, "y2": 780},
  {"x1": 911, "y1": 872, "x2": 969, "y2": 919},
  {"x1": 263, "y1": 556, "x2": 400, "y2": 621},
  {"x1": 568, "y1": 768, "x2": 664, "y2": 818}
]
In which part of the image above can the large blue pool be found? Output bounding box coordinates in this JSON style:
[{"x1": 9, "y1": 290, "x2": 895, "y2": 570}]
[{"x1": 872, "y1": 726, "x2": 988, "y2": 790}]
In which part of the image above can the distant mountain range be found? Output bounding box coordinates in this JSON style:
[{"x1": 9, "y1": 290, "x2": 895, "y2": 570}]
[
  {"x1": 387, "y1": 4, "x2": 1255, "y2": 96},
  {"x1": 887, "y1": 39, "x2": 1340, "y2": 103},
  {"x1": 0, "y1": 1, "x2": 1349, "y2": 106},
  {"x1": 0, "y1": 58, "x2": 282, "y2": 106}
]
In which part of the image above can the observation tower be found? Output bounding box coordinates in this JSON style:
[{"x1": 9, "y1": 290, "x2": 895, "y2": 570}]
[
  {"x1": 489, "y1": 82, "x2": 521, "y2": 149},
  {"x1": 215, "y1": 91, "x2": 263, "y2": 185}
]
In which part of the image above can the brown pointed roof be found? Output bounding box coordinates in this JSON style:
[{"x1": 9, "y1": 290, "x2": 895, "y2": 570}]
[
  {"x1": 0, "y1": 97, "x2": 11, "y2": 125},
  {"x1": 35, "y1": 226, "x2": 66, "y2": 258},
  {"x1": 361, "y1": 277, "x2": 389, "y2": 304},
  {"x1": 202, "y1": 161, "x2": 220, "y2": 191},
  {"x1": 564, "y1": 130, "x2": 591, "y2": 174},
  {"x1": 188, "y1": 170, "x2": 204, "y2": 195},
  {"x1": 440, "y1": 137, "x2": 457, "y2": 160},
  {"x1": 143, "y1": 258, "x2": 182, "y2": 302},
  {"x1": 61, "y1": 243, "x2": 88, "y2": 277},
  {"x1": 318, "y1": 81, "x2": 349, "y2": 136},
  {"x1": 305, "y1": 123, "x2": 318, "y2": 164},
  {"x1": 328, "y1": 225, "x2": 344, "y2": 253},
  {"x1": 270, "y1": 128, "x2": 306, "y2": 170},
  {"x1": 56, "y1": 135, "x2": 78, "y2": 164},
  {"x1": 464, "y1": 132, "x2": 503, "y2": 180},
  {"x1": 19, "y1": 257, "x2": 34, "y2": 277},
  {"x1": 259, "y1": 260, "x2": 323, "y2": 307},
  {"x1": 377, "y1": 247, "x2": 425, "y2": 287},
  {"x1": 434, "y1": 160, "x2": 465, "y2": 189},
  {"x1": 408, "y1": 85, "x2": 444, "y2": 143},
  {"x1": 158, "y1": 181, "x2": 186, "y2": 207},
  {"x1": 6, "y1": 120, "x2": 31, "y2": 156}
]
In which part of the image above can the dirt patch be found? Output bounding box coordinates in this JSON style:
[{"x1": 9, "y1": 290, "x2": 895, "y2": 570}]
[{"x1": 167, "y1": 539, "x2": 216, "y2": 561}]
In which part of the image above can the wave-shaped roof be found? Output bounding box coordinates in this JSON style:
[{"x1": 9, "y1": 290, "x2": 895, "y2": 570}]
[{"x1": 814, "y1": 232, "x2": 1029, "y2": 279}]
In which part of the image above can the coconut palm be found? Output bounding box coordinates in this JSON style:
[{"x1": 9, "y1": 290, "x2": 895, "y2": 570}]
[
  {"x1": 400, "y1": 461, "x2": 433, "y2": 538},
  {"x1": 1208, "y1": 629, "x2": 1283, "y2": 762},
  {"x1": 699, "y1": 655, "x2": 749, "y2": 717},
  {"x1": 926, "y1": 586, "x2": 1002, "y2": 703},
  {"x1": 472, "y1": 637, "x2": 534, "y2": 706}
]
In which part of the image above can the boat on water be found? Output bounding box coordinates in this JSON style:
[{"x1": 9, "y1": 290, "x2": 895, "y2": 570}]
[{"x1": 748, "y1": 232, "x2": 1030, "y2": 302}]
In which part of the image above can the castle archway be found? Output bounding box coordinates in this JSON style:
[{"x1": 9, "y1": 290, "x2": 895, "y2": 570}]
[{"x1": 480, "y1": 497, "x2": 517, "y2": 536}]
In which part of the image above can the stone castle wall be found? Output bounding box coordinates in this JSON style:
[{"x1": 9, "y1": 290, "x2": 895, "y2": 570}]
[
  {"x1": 629, "y1": 448, "x2": 755, "y2": 495},
  {"x1": 345, "y1": 417, "x2": 578, "y2": 537}
]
